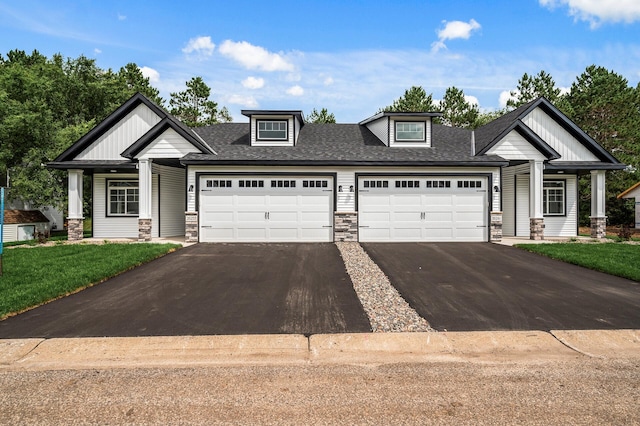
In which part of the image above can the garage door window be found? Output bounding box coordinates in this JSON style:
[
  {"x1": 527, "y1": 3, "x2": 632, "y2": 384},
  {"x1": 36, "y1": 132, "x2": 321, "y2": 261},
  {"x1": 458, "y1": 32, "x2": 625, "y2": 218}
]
[
  {"x1": 457, "y1": 180, "x2": 482, "y2": 188},
  {"x1": 363, "y1": 180, "x2": 389, "y2": 188},
  {"x1": 395, "y1": 180, "x2": 420, "y2": 188},
  {"x1": 271, "y1": 180, "x2": 296, "y2": 188},
  {"x1": 206, "y1": 179, "x2": 232, "y2": 188},
  {"x1": 303, "y1": 180, "x2": 328, "y2": 188},
  {"x1": 239, "y1": 180, "x2": 264, "y2": 188},
  {"x1": 425, "y1": 180, "x2": 451, "y2": 188},
  {"x1": 108, "y1": 180, "x2": 139, "y2": 216}
]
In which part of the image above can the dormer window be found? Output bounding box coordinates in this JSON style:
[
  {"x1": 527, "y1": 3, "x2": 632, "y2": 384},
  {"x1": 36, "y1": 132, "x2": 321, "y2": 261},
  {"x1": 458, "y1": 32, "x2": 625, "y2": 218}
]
[
  {"x1": 395, "y1": 122, "x2": 425, "y2": 142},
  {"x1": 257, "y1": 120, "x2": 288, "y2": 141}
]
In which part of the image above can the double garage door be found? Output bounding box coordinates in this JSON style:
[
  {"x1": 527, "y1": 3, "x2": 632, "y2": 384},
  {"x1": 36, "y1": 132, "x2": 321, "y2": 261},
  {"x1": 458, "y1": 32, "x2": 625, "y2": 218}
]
[
  {"x1": 199, "y1": 176, "x2": 334, "y2": 242},
  {"x1": 358, "y1": 176, "x2": 489, "y2": 242},
  {"x1": 198, "y1": 175, "x2": 488, "y2": 242}
]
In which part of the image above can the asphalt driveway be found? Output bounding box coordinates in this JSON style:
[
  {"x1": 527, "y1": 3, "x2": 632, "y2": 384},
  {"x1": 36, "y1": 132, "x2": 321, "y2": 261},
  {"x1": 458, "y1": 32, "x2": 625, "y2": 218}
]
[
  {"x1": 362, "y1": 243, "x2": 640, "y2": 331},
  {"x1": 0, "y1": 244, "x2": 371, "y2": 338}
]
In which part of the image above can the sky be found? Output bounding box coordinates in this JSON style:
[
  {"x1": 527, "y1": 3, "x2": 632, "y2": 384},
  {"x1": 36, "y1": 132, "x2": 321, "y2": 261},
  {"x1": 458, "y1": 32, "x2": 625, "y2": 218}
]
[{"x1": 1, "y1": 0, "x2": 640, "y2": 123}]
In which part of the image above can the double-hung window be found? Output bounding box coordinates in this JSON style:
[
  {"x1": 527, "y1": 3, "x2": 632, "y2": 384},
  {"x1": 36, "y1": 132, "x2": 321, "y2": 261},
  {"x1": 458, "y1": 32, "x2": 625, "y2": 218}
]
[
  {"x1": 395, "y1": 122, "x2": 425, "y2": 141},
  {"x1": 108, "y1": 180, "x2": 139, "y2": 216},
  {"x1": 543, "y1": 181, "x2": 565, "y2": 216},
  {"x1": 257, "y1": 120, "x2": 288, "y2": 140}
]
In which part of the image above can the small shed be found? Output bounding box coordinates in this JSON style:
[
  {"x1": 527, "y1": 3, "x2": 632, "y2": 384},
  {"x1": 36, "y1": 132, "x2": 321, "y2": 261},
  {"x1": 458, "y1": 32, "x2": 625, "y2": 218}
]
[
  {"x1": 618, "y1": 182, "x2": 640, "y2": 229},
  {"x1": 2, "y1": 210, "x2": 50, "y2": 243}
]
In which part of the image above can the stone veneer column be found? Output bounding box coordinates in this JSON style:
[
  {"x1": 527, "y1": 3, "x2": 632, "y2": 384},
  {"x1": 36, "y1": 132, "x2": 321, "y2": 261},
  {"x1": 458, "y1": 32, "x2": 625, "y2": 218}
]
[
  {"x1": 530, "y1": 218, "x2": 544, "y2": 240},
  {"x1": 185, "y1": 212, "x2": 199, "y2": 243},
  {"x1": 334, "y1": 212, "x2": 358, "y2": 242},
  {"x1": 67, "y1": 218, "x2": 84, "y2": 241},
  {"x1": 138, "y1": 218, "x2": 152, "y2": 242},
  {"x1": 590, "y1": 217, "x2": 607, "y2": 239},
  {"x1": 490, "y1": 211, "x2": 503, "y2": 242}
]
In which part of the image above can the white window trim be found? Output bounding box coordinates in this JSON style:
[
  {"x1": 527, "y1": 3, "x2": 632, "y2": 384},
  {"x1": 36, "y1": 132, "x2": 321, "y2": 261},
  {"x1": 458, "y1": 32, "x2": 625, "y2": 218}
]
[
  {"x1": 107, "y1": 179, "x2": 139, "y2": 217},
  {"x1": 543, "y1": 180, "x2": 565, "y2": 216},
  {"x1": 395, "y1": 121, "x2": 426, "y2": 142},
  {"x1": 257, "y1": 120, "x2": 288, "y2": 141}
]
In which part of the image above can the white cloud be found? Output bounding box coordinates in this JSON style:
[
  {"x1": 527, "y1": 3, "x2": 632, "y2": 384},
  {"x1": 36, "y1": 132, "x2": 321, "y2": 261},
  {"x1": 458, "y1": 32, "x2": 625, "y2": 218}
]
[
  {"x1": 324, "y1": 76, "x2": 334, "y2": 86},
  {"x1": 431, "y1": 19, "x2": 481, "y2": 52},
  {"x1": 498, "y1": 90, "x2": 516, "y2": 109},
  {"x1": 286, "y1": 85, "x2": 304, "y2": 96},
  {"x1": 117, "y1": 13, "x2": 126, "y2": 21},
  {"x1": 465, "y1": 95, "x2": 479, "y2": 106},
  {"x1": 540, "y1": 0, "x2": 640, "y2": 28},
  {"x1": 219, "y1": 40, "x2": 295, "y2": 72},
  {"x1": 242, "y1": 76, "x2": 265, "y2": 89},
  {"x1": 141, "y1": 66, "x2": 160, "y2": 84},
  {"x1": 93, "y1": 48, "x2": 101, "y2": 55},
  {"x1": 227, "y1": 94, "x2": 258, "y2": 108},
  {"x1": 182, "y1": 36, "x2": 215, "y2": 57}
]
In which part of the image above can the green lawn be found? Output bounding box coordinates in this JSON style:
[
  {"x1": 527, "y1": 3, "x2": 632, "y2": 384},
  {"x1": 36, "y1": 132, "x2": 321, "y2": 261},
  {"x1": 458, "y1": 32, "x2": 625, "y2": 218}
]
[
  {"x1": 0, "y1": 243, "x2": 180, "y2": 319},
  {"x1": 516, "y1": 243, "x2": 640, "y2": 282}
]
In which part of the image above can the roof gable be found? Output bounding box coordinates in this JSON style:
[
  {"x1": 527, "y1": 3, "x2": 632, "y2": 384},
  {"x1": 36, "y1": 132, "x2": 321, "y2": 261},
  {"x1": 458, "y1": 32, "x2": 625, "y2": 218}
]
[
  {"x1": 3, "y1": 209, "x2": 49, "y2": 224},
  {"x1": 618, "y1": 182, "x2": 640, "y2": 199}
]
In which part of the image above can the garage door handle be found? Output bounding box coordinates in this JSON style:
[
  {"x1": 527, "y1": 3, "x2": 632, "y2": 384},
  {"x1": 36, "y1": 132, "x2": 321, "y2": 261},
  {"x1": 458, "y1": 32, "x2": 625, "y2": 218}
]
[
  {"x1": 322, "y1": 225, "x2": 333, "y2": 228},
  {"x1": 201, "y1": 225, "x2": 213, "y2": 229},
  {"x1": 359, "y1": 190, "x2": 369, "y2": 193},
  {"x1": 359, "y1": 225, "x2": 370, "y2": 228},
  {"x1": 201, "y1": 189, "x2": 213, "y2": 192}
]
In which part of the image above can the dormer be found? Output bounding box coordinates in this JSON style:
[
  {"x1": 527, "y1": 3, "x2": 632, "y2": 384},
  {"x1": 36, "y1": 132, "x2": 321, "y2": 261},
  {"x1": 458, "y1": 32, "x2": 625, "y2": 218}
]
[
  {"x1": 242, "y1": 110, "x2": 304, "y2": 147},
  {"x1": 359, "y1": 112, "x2": 442, "y2": 147}
]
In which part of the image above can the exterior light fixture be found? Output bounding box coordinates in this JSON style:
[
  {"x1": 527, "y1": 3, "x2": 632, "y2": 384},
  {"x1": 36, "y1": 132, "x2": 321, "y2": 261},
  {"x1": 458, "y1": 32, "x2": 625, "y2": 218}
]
[
  {"x1": 349, "y1": 185, "x2": 354, "y2": 192},
  {"x1": 494, "y1": 185, "x2": 500, "y2": 193},
  {"x1": 338, "y1": 185, "x2": 343, "y2": 192},
  {"x1": 188, "y1": 185, "x2": 194, "y2": 192}
]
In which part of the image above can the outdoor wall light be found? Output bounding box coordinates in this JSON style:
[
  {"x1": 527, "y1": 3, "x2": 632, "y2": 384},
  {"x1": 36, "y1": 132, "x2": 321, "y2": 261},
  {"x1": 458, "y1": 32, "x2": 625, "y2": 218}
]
[
  {"x1": 188, "y1": 185, "x2": 194, "y2": 192},
  {"x1": 349, "y1": 185, "x2": 354, "y2": 192},
  {"x1": 338, "y1": 185, "x2": 343, "y2": 192},
  {"x1": 494, "y1": 185, "x2": 500, "y2": 193}
]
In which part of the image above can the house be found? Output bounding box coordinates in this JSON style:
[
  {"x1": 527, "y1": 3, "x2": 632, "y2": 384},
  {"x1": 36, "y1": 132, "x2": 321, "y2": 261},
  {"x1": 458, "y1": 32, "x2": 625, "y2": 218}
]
[
  {"x1": 5, "y1": 199, "x2": 64, "y2": 232},
  {"x1": 2, "y1": 210, "x2": 50, "y2": 242},
  {"x1": 618, "y1": 182, "x2": 640, "y2": 229},
  {"x1": 48, "y1": 93, "x2": 624, "y2": 243}
]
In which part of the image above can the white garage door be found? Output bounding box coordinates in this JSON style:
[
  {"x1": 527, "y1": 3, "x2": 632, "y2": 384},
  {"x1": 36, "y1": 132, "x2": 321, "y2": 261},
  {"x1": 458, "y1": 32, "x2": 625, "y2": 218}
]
[
  {"x1": 199, "y1": 176, "x2": 333, "y2": 242},
  {"x1": 358, "y1": 176, "x2": 488, "y2": 242}
]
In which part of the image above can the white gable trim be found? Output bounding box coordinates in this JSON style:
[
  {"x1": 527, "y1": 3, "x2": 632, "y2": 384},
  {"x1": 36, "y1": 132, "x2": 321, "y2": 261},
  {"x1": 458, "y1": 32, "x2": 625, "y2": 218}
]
[
  {"x1": 523, "y1": 107, "x2": 599, "y2": 162},
  {"x1": 486, "y1": 130, "x2": 547, "y2": 161},
  {"x1": 137, "y1": 128, "x2": 204, "y2": 159},
  {"x1": 77, "y1": 103, "x2": 162, "y2": 161}
]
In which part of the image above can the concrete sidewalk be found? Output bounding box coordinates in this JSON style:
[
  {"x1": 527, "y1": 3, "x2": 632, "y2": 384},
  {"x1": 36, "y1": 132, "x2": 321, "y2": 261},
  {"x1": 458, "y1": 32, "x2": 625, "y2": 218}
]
[{"x1": 1, "y1": 330, "x2": 638, "y2": 371}]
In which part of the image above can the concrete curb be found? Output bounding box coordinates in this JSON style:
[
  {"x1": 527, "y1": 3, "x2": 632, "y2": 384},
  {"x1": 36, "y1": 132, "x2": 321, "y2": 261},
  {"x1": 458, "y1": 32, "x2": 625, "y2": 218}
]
[{"x1": 1, "y1": 330, "x2": 638, "y2": 371}]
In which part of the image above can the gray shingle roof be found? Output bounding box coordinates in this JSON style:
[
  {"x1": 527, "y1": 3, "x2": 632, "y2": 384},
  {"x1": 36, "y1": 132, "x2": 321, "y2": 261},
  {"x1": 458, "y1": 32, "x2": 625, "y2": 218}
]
[{"x1": 185, "y1": 122, "x2": 506, "y2": 166}]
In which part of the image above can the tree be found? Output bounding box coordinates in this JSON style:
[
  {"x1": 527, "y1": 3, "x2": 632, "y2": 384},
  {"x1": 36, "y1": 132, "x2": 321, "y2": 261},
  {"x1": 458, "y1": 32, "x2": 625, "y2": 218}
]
[
  {"x1": 306, "y1": 108, "x2": 336, "y2": 123},
  {"x1": 169, "y1": 77, "x2": 231, "y2": 126},
  {"x1": 383, "y1": 86, "x2": 438, "y2": 113},
  {"x1": 562, "y1": 65, "x2": 640, "y2": 225},
  {"x1": 118, "y1": 63, "x2": 164, "y2": 106},
  {"x1": 438, "y1": 86, "x2": 479, "y2": 129},
  {"x1": 507, "y1": 70, "x2": 562, "y2": 110}
]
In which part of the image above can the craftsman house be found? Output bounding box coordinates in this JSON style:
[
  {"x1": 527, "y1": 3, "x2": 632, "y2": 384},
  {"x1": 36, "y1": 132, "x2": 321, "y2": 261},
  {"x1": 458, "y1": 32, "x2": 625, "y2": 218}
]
[{"x1": 49, "y1": 93, "x2": 623, "y2": 243}]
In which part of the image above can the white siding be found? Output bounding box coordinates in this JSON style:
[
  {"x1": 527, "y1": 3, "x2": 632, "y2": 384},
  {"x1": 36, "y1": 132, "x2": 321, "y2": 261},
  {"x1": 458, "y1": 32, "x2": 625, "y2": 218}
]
[
  {"x1": 138, "y1": 128, "x2": 203, "y2": 159},
  {"x1": 294, "y1": 115, "x2": 302, "y2": 145},
  {"x1": 486, "y1": 130, "x2": 546, "y2": 161},
  {"x1": 365, "y1": 117, "x2": 389, "y2": 146},
  {"x1": 93, "y1": 174, "x2": 159, "y2": 238},
  {"x1": 152, "y1": 174, "x2": 159, "y2": 238},
  {"x1": 153, "y1": 164, "x2": 186, "y2": 237},
  {"x1": 336, "y1": 170, "x2": 356, "y2": 212},
  {"x1": 77, "y1": 104, "x2": 162, "y2": 160},
  {"x1": 501, "y1": 164, "x2": 529, "y2": 237},
  {"x1": 2, "y1": 224, "x2": 17, "y2": 243},
  {"x1": 250, "y1": 116, "x2": 294, "y2": 146},
  {"x1": 515, "y1": 174, "x2": 578, "y2": 237},
  {"x1": 523, "y1": 108, "x2": 598, "y2": 162}
]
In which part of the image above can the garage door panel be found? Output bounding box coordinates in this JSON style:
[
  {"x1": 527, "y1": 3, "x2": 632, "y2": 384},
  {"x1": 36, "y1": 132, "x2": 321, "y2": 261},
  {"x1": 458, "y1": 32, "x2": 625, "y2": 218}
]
[{"x1": 359, "y1": 176, "x2": 487, "y2": 242}]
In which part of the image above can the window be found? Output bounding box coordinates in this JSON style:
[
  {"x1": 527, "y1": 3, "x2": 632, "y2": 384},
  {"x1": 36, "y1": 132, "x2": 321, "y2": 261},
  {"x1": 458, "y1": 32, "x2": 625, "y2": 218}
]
[
  {"x1": 425, "y1": 180, "x2": 451, "y2": 188},
  {"x1": 239, "y1": 180, "x2": 264, "y2": 188},
  {"x1": 257, "y1": 120, "x2": 288, "y2": 140},
  {"x1": 395, "y1": 122, "x2": 425, "y2": 141},
  {"x1": 543, "y1": 181, "x2": 565, "y2": 216},
  {"x1": 108, "y1": 180, "x2": 139, "y2": 216},
  {"x1": 457, "y1": 180, "x2": 482, "y2": 188},
  {"x1": 363, "y1": 180, "x2": 389, "y2": 188},
  {"x1": 395, "y1": 180, "x2": 420, "y2": 188},
  {"x1": 303, "y1": 180, "x2": 329, "y2": 188},
  {"x1": 271, "y1": 180, "x2": 296, "y2": 188},
  {"x1": 206, "y1": 180, "x2": 232, "y2": 188}
]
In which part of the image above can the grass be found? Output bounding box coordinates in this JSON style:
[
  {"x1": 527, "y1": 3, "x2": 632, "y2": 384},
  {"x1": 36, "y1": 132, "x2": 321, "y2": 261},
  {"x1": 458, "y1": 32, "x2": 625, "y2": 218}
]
[
  {"x1": 516, "y1": 243, "x2": 640, "y2": 282},
  {"x1": 0, "y1": 243, "x2": 180, "y2": 319}
]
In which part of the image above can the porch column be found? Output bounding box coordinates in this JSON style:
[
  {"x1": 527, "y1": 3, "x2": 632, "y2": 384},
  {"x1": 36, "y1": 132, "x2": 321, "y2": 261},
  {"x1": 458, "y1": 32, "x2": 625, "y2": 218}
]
[
  {"x1": 67, "y1": 169, "x2": 84, "y2": 241},
  {"x1": 590, "y1": 170, "x2": 607, "y2": 239},
  {"x1": 138, "y1": 159, "x2": 153, "y2": 242},
  {"x1": 529, "y1": 160, "x2": 544, "y2": 240}
]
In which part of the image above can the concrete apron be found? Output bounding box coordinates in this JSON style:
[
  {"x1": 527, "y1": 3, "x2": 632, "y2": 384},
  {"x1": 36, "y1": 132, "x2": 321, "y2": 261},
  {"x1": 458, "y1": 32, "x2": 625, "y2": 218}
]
[{"x1": 1, "y1": 330, "x2": 638, "y2": 371}]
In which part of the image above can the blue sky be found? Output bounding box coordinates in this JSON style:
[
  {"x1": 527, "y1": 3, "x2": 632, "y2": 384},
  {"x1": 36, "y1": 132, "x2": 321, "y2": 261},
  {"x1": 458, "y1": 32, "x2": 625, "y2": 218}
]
[{"x1": 1, "y1": 0, "x2": 640, "y2": 122}]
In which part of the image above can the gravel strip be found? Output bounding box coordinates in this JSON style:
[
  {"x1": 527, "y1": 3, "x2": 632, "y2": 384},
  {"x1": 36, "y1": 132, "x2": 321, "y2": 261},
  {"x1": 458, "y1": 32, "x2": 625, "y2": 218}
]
[{"x1": 336, "y1": 242, "x2": 433, "y2": 333}]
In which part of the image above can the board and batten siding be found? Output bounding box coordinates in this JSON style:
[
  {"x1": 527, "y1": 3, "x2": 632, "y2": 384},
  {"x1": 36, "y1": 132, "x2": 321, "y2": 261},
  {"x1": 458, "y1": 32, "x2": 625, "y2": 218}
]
[
  {"x1": 93, "y1": 173, "x2": 159, "y2": 238},
  {"x1": 523, "y1": 108, "x2": 598, "y2": 162},
  {"x1": 153, "y1": 164, "x2": 186, "y2": 237},
  {"x1": 187, "y1": 165, "x2": 501, "y2": 214},
  {"x1": 138, "y1": 128, "x2": 202, "y2": 159},
  {"x1": 77, "y1": 104, "x2": 161, "y2": 161},
  {"x1": 515, "y1": 174, "x2": 577, "y2": 237},
  {"x1": 486, "y1": 130, "x2": 546, "y2": 161}
]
